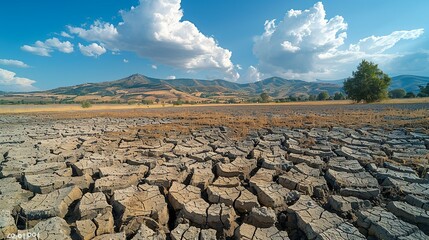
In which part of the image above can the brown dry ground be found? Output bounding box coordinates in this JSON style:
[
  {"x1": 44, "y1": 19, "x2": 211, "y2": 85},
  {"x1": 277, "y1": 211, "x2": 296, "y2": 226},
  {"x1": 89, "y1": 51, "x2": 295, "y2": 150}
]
[{"x1": 2, "y1": 98, "x2": 428, "y2": 140}]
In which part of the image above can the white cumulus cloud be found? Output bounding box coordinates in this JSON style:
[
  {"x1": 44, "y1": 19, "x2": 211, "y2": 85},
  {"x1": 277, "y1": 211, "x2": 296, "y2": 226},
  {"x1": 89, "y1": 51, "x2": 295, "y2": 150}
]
[
  {"x1": 0, "y1": 68, "x2": 36, "y2": 91},
  {"x1": 60, "y1": 31, "x2": 73, "y2": 38},
  {"x1": 252, "y1": 2, "x2": 425, "y2": 80},
  {"x1": 242, "y1": 66, "x2": 264, "y2": 82},
  {"x1": 0, "y1": 59, "x2": 29, "y2": 68},
  {"x1": 78, "y1": 43, "x2": 106, "y2": 57},
  {"x1": 349, "y1": 29, "x2": 424, "y2": 54},
  {"x1": 166, "y1": 75, "x2": 176, "y2": 79},
  {"x1": 68, "y1": 0, "x2": 239, "y2": 81},
  {"x1": 68, "y1": 21, "x2": 118, "y2": 43},
  {"x1": 21, "y1": 37, "x2": 74, "y2": 56}
]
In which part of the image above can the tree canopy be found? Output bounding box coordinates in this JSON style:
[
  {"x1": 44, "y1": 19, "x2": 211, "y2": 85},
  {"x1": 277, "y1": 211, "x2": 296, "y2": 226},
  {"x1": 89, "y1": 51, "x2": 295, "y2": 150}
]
[
  {"x1": 260, "y1": 92, "x2": 270, "y2": 103},
  {"x1": 343, "y1": 60, "x2": 391, "y2": 103},
  {"x1": 317, "y1": 91, "x2": 330, "y2": 101},
  {"x1": 418, "y1": 83, "x2": 429, "y2": 97},
  {"x1": 388, "y1": 88, "x2": 406, "y2": 99}
]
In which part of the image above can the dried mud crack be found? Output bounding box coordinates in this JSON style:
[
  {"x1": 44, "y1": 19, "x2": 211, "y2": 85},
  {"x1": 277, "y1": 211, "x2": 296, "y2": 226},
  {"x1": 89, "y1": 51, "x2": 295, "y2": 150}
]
[{"x1": 1, "y1": 105, "x2": 429, "y2": 239}]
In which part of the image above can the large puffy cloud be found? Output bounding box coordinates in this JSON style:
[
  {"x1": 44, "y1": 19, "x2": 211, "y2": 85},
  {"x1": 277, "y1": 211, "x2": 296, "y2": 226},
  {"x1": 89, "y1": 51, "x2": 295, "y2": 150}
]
[
  {"x1": 252, "y1": 2, "x2": 425, "y2": 80},
  {"x1": 21, "y1": 38, "x2": 74, "y2": 56},
  {"x1": 0, "y1": 59, "x2": 29, "y2": 68},
  {"x1": 241, "y1": 66, "x2": 265, "y2": 82},
  {"x1": 0, "y1": 68, "x2": 36, "y2": 91},
  {"x1": 78, "y1": 43, "x2": 107, "y2": 57},
  {"x1": 68, "y1": 21, "x2": 118, "y2": 43},
  {"x1": 68, "y1": 0, "x2": 238, "y2": 80}
]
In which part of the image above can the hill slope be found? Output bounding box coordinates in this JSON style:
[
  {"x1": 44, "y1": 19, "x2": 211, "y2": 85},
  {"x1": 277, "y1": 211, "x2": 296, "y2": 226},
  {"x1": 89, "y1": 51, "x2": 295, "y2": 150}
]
[
  {"x1": 318, "y1": 75, "x2": 429, "y2": 93},
  {"x1": 46, "y1": 74, "x2": 343, "y2": 102},
  {"x1": 390, "y1": 75, "x2": 429, "y2": 93}
]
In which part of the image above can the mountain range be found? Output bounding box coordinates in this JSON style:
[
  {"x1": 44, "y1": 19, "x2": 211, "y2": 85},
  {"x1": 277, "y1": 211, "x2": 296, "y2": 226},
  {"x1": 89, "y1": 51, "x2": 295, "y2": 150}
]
[
  {"x1": 1, "y1": 74, "x2": 428, "y2": 103},
  {"x1": 45, "y1": 74, "x2": 343, "y2": 102}
]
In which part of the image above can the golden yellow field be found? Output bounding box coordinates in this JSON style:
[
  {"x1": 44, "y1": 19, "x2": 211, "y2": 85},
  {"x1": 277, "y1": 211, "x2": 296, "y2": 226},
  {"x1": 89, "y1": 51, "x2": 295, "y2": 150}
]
[{"x1": 0, "y1": 97, "x2": 428, "y2": 114}]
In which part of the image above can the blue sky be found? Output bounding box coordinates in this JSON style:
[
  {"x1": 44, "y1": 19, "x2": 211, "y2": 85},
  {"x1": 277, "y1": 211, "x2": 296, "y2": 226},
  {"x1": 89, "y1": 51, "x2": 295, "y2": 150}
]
[{"x1": 1, "y1": 0, "x2": 428, "y2": 91}]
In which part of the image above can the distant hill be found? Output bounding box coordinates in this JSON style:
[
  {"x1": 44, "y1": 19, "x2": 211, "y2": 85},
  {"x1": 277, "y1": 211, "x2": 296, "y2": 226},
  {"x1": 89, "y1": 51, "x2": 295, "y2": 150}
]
[
  {"x1": 390, "y1": 75, "x2": 429, "y2": 93},
  {"x1": 318, "y1": 75, "x2": 429, "y2": 93},
  {"x1": 43, "y1": 74, "x2": 343, "y2": 102},
  {"x1": 2, "y1": 74, "x2": 427, "y2": 104}
]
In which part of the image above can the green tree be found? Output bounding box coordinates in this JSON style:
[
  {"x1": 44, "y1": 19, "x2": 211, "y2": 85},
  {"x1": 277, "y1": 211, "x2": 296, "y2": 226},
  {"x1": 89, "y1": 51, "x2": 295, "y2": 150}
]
[
  {"x1": 333, "y1": 92, "x2": 346, "y2": 100},
  {"x1": 404, "y1": 92, "x2": 416, "y2": 98},
  {"x1": 288, "y1": 95, "x2": 297, "y2": 102},
  {"x1": 388, "y1": 88, "x2": 406, "y2": 99},
  {"x1": 309, "y1": 95, "x2": 317, "y2": 101},
  {"x1": 317, "y1": 91, "x2": 330, "y2": 101},
  {"x1": 260, "y1": 92, "x2": 270, "y2": 103},
  {"x1": 343, "y1": 60, "x2": 391, "y2": 103},
  {"x1": 418, "y1": 83, "x2": 429, "y2": 97},
  {"x1": 141, "y1": 99, "x2": 153, "y2": 105},
  {"x1": 81, "y1": 101, "x2": 92, "y2": 108}
]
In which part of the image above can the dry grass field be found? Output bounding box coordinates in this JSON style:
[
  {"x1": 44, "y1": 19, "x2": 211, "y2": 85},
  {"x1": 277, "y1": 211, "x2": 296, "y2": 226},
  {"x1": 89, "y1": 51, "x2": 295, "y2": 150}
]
[
  {"x1": 2, "y1": 98, "x2": 427, "y2": 139},
  {"x1": 1, "y1": 97, "x2": 428, "y2": 114}
]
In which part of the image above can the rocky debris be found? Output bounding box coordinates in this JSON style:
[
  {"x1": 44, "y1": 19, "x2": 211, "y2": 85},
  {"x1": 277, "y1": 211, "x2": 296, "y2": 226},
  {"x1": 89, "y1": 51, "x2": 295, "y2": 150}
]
[
  {"x1": 234, "y1": 223, "x2": 289, "y2": 239},
  {"x1": 20, "y1": 186, "x2": 82, "y2": 220},
  {"x1": 325, "y1": 169, "x2": 380, "y2": 199},
  {"x1": 216, "y1": 157, "x2": 257, "y2": 179},
  {"x1": 387, "y1": 201, "x2": 429, "y2": 227},
  {"x1": 278, "y1": 169, "x2": 328, "y2": 198},
  {"x1": 75, "y1": 219, "x2": 97, "y2": 240},
  {"x1": 23, "y1": 173, "x2": 92, "y2": 194},
  {"x1": 287, "y1": 195, "x2": 365, "y2": 239},
  {"x1": 328, "y1": 195, "x2": 371, "y2": 215},
  {"x1": 78, "y1": 192, "x2": 112, "y2": 220},
  {"x1": 112, "y1": 184, "x2": 169, "y2": 228},
  {"x1": 18, "y1": 217, "x2": 71, "y2": 240},
  {"x1": 357, "y1": 207, "x2": 429, "y2": 239}
]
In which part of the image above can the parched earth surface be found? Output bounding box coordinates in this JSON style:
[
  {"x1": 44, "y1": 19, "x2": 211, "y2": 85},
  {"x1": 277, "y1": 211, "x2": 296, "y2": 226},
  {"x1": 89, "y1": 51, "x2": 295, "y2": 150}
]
[{"x1": 1, "y1": 109, "x2": 429, "y2": 240}]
